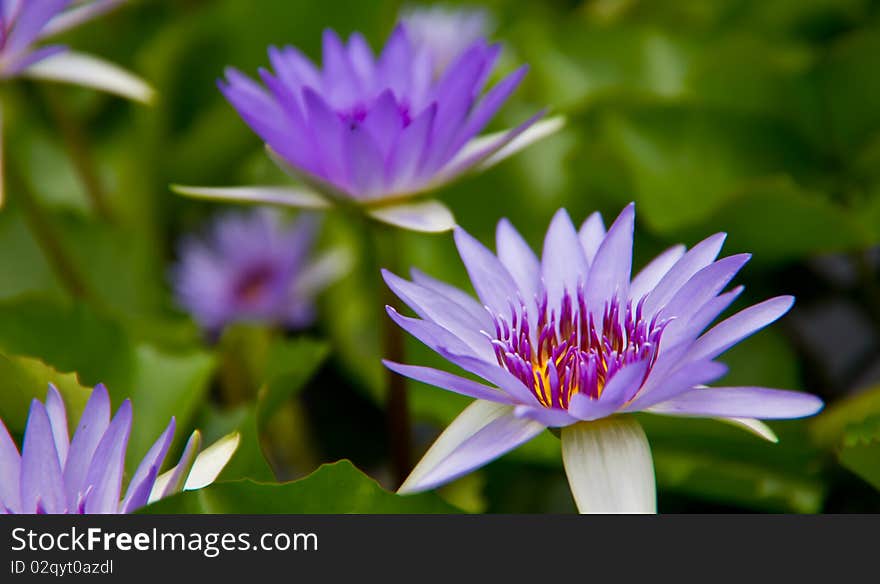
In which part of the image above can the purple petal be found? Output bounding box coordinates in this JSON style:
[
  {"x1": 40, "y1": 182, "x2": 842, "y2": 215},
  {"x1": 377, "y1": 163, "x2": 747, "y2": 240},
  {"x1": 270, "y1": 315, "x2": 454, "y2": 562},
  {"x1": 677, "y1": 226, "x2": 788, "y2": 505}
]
[
  {"x1": 648, "y1": 386, "x2": 824, "y2": 419},
  {"x1": 399, "y1": 403, "x2": 544, "y2": 493},
  {"x1": 627, "y1": 360, "x2": 729, "y2": 411},
  {"x1": 568, "y1": 358, "x2": 649, "y2": 421},
  {"x1": 346, "y1": 32, "x2": 375, "y2": 84},
  {"x1": 20, "y1": 400, "x2": 66, "y2": 514},
  {"x1": 303, "y1": 87, "x2": 348, "y2": 190},
  {"x1": 434, "y1": 347, "x2": 538, "y2": 405},
  {"x1": 268, "y1": 45, "x2": 321, "y2": 102},
  {"x1": 121, "y1": 417, "x2": 176, "y2": 513},
  {"x1": 642, "y1": 232, "x2": 726, "y2": 318},
  {"x1": 386, "y1": 102, "x2": 436, "y2": 191},
  {"x1": 383, "y1": 269, "x2": 495, "y2": 361},
  {"x1": 346, "y1": 125, "x2": 385, "y2": 197},
  {"x1": 584, "y1": 203, "x2": 635, "y2": 313},
  {"x1": 321, "y1": 28, "x2": 361, "y2": 103},
  {"x1": 386, "y1": 306, "x2": 481, "y2": 360},
  {"x1": 63, "y1": 383, "x2": 110, "y2": 508},
  {"x1": 496, "y1": 218, "x2": 541, "y2": 302},
  {"x1": 44, "y1": 384, "x2": 69, "y2": 467},
  {"x1": 542, "y1": 208, "x2": 589, "y2": 309},
  {"x1": 514, "y1": 404, "x2": 578, "y2": 427},
  {"x1": 690, "y1": 296, "x2": 796, "y2": 362},
  {"x1": 410, "y1": 268, "x2": 492, "y2": 329},
  {"x1": 362, "y1": 89, "x2": 403, "y2": 157},
  {"x1": 449, "y1": 65, "x2": 528, "y2": 154},
  {"x1": 578, "y1": 212, "x2": 606, "y2": 266},
  {"x1": 0, "y1": 419, "x2": 21, "y2": 512},
  {"x1": 629, "y1": 244, "x2": 686, "y2": 301},
  {"x1": 5, "y1": 0, "x2": 69, "y2": 53},
  {"x1": 377, "y1": 24, "x2": 414, "y2": 97},
  {"x1": 383, "y1": 360, "x2": 517, "y2": 404},
  {"x1": 83, "y1": 399, "x2": 132, "y2": 514},
  {"x1": 453, "y1": 227, "x2": 519, "y2": 315}
]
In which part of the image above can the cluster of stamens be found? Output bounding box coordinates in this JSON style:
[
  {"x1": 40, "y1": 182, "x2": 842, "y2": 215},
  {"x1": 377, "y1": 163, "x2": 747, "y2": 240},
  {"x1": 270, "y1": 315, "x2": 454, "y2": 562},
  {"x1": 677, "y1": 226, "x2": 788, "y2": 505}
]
[{"x1": 488, "y1": 285, "x2": 668, "y2": 410}]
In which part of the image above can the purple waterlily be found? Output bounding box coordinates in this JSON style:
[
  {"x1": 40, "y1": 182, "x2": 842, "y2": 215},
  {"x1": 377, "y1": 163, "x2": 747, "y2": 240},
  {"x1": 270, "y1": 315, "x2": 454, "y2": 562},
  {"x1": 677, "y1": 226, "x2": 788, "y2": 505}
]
[
  {"x1": 0, "y1": 0, "x2": 154, "y2": 204},
  {"x1": 400, "y1": 4, "x2": 494, "y2": 76},
  {"x1": 174, "y1": 24, "x2": 562, "y2": 233},
  {"x1": 0, "y1": 383, "x2": 239, "y2": 514},
  {"x1": 173, "y1": 209, "x2": 348, "y2": 334},
  {"x1": 383, "y1": 204, "x2": 823, "y2": 513}
]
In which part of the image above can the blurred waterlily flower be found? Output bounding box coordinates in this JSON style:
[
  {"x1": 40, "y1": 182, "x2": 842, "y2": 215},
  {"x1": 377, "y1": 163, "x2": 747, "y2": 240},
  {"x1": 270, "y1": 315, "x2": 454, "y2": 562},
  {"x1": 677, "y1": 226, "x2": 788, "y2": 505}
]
[
  {"x1": 173, "y1": 208, "x2": 349, "y2": 335},
  {"x1": 400, "y1": 4, "x2": 494, "y2": 76},
  {"x1": 173, "y1": 24, "x2": 563, "y2": 233},
  {"x1": 383, "y1": 204, "x2": 823, "y2": 513},
  {"x1": 0, "y1": 383, "x2": 239, "y2": 514},
  {"x1": 0, "y1": 0, "x2": 154, "y2": 204}
]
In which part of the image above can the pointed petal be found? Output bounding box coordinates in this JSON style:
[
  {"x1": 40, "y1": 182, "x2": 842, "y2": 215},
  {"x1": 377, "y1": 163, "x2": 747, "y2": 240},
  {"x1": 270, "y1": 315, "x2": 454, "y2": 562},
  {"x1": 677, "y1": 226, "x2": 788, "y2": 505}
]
[
  {"x1": 584, "y1": 203, "x2": 635, "y2": 311},
  {"x1": 399, "y1": 400, "x2": 544, "y2": 494},
  {"x1": 453, "y1": 227, "x2": 519, "y2": 314},
  {"x1": 83, "y1": 399, "x2": 132, "y2": 513},
  {"x1": 386, "y1": 306, "x2": 482, "y2": 360},
  {"x1": 182, "y1": 431, "x2": 239, "y2": 491},
  {"x1": 690, "y1": 296, "x2": 795, "y2": 362},
  {"x1": 496, "y1": 218, "x2": 540, "y2": 302},
  {"x1": 642, "y1": 233, "x2": 726, "y2": 317},
  {"x1": 20, "y1": 400, "x2": 67, "y2": 514},
  {"x1": 648, "y1": 387, "x2": 823, "y2": 419},
  {"x1": 542, "y1": 208, "x2": 589, "y2": 308},
  {"x1": 152, "y1": 430, "x2": 201, "y2": 502},
  {"x1": 5, "y1": 0, "x2": 68, "y2": 52},
  {"x1": 383, "y1": 269, "x2": 493, "y2": 360},
  {"x1": 347, "y1": 125, "x2": 386, "y2": 197},
  {"x1": 121, "y1": 417, "x2": 175, "y2": 513},
  {"x1": 367, "y1": 199, "x2": 456, "y2": 233},
  {"x1": 384, "y1": 360, "x2": 517, "y2": 404},
  {"x1": 171, "y1": 184, "x2": 331, "y2": 209},
  {"x1": 22, "y1": 51, "x2": 155, "y2": 103},
  {"x1": 0, "y1": 419, "x2": 21, "y2": 512},
  {"x1": 64, "y1": 383, "x2": 111, "y2": 508},
  {"x1": 410, "y1": 268, "x2": 492, "y2": 330},
  {"x1": 561, "y1": 417, "x2": 656, "y2": 514},
  {"x1": 578, "y1": 212, "x2": 606, "y2": 266},
  {"x1": 387, "y1": 102, "x2": 436, "y2": 192},
  {"x1": 629, "y1": 244, "x2": 686, "y2": 301},
  {"x1": 44, "y1": 384, "x2": 69, "y2": 467}
]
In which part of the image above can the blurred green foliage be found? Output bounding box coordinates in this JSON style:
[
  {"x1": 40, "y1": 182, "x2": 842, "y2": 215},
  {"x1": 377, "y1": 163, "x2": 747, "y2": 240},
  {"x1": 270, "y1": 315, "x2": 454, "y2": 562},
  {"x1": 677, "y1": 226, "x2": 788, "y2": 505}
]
[{"x1": 1, "y1": 0, "x2": 880, "y2": 512}]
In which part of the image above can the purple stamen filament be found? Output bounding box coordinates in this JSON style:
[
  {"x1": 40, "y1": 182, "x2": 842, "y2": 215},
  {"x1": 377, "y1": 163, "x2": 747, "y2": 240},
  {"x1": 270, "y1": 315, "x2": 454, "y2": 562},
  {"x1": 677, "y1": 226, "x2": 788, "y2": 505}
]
[{"x1": 489, "y1": 285, "x2": 667, "y2": 410}]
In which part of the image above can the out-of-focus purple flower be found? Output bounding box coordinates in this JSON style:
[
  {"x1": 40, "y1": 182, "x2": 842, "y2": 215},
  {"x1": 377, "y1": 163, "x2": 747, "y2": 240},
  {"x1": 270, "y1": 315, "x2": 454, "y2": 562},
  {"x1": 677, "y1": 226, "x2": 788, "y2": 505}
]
[
  {"x1": 174, "y1": 25, "x2": 563, "y2": 233},
  {"x1": 173, "y1": 209, "x2": 348, "y2": 334},
  {"x1": 0, "y1": 383, "x2": 239, "y2": 514},
  {"x1": 383, "y1": 204, "x2": 823, "y2": 512},
  {"x1": 400, "y1": 4, "x2": 494, "y2": 76}
]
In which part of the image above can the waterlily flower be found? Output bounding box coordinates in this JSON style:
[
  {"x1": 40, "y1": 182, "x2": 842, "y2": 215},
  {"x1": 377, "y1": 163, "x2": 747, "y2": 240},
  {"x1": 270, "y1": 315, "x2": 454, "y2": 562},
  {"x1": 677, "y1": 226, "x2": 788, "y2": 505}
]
[
  {"x1": 173, "y1": 208, "x2": 349, "y2": 334},
  {"x1": 383, "y1": 204, "x2": 824, "y2": 513},
  {"x1": 173, "y1": 24, "x2": 562, "y2": 233},
  {"x1": 400, "y1": 4, "x2": 494, "y2": 76},
  {"x1": 0, "y1": 0, "x2": 155, "y2": 203},
  {"x1": 0, "y1": 383, "x2": 239, "y2": 514}
]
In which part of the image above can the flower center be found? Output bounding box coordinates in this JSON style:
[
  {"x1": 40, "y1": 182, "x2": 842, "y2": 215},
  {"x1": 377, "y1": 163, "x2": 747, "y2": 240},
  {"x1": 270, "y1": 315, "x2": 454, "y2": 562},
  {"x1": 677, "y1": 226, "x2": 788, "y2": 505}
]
[
  {"x1": 336, "y1": 99, "x2": 413, "y2": 130},
  {"x1": 233, "y1": 263, "x2": 278, "y2": 306},
  {"x1": 490, "y1": 287, "x2": 667, "y2": 410}
]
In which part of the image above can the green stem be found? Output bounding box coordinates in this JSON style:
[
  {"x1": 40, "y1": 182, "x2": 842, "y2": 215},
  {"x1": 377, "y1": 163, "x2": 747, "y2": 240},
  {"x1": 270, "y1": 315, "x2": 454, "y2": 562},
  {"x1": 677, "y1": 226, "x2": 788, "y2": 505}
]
[
  {"x1": 39, "y1": 86, "x2": 113, "y2": 221},
  {"x1": 366, "y1": 217, "x2": 412, "y2": 488}
]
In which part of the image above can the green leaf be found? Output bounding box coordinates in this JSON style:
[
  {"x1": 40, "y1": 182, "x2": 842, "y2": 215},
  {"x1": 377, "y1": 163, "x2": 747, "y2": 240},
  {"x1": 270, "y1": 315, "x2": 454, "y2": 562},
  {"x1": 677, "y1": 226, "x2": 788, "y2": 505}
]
[
  {"x1": 811, "y1": 383, "x2": 880, "y2": 448},
  {"x1": 0, "y1": 352, "x2": 92, "y2": 434},
  {"x1": 142, "y1": 460, "x2": 460, "y2": 513},
  {"x1": 837, "y1": 415, "x2": 880, "y2": 491},
  {"x1": 257, "y1": 337, "x2": 329, "y2": 430}
]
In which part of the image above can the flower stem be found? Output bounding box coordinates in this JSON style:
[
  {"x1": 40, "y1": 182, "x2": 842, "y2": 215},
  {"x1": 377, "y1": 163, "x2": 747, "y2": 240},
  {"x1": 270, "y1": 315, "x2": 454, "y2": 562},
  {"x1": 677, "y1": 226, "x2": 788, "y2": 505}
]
[
  {"x1": 39, "y1": 86, "x2": 113, "y2": 222},
  {"x1": 372, "y1": 222, "x2": 412, "y2": 488}
]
